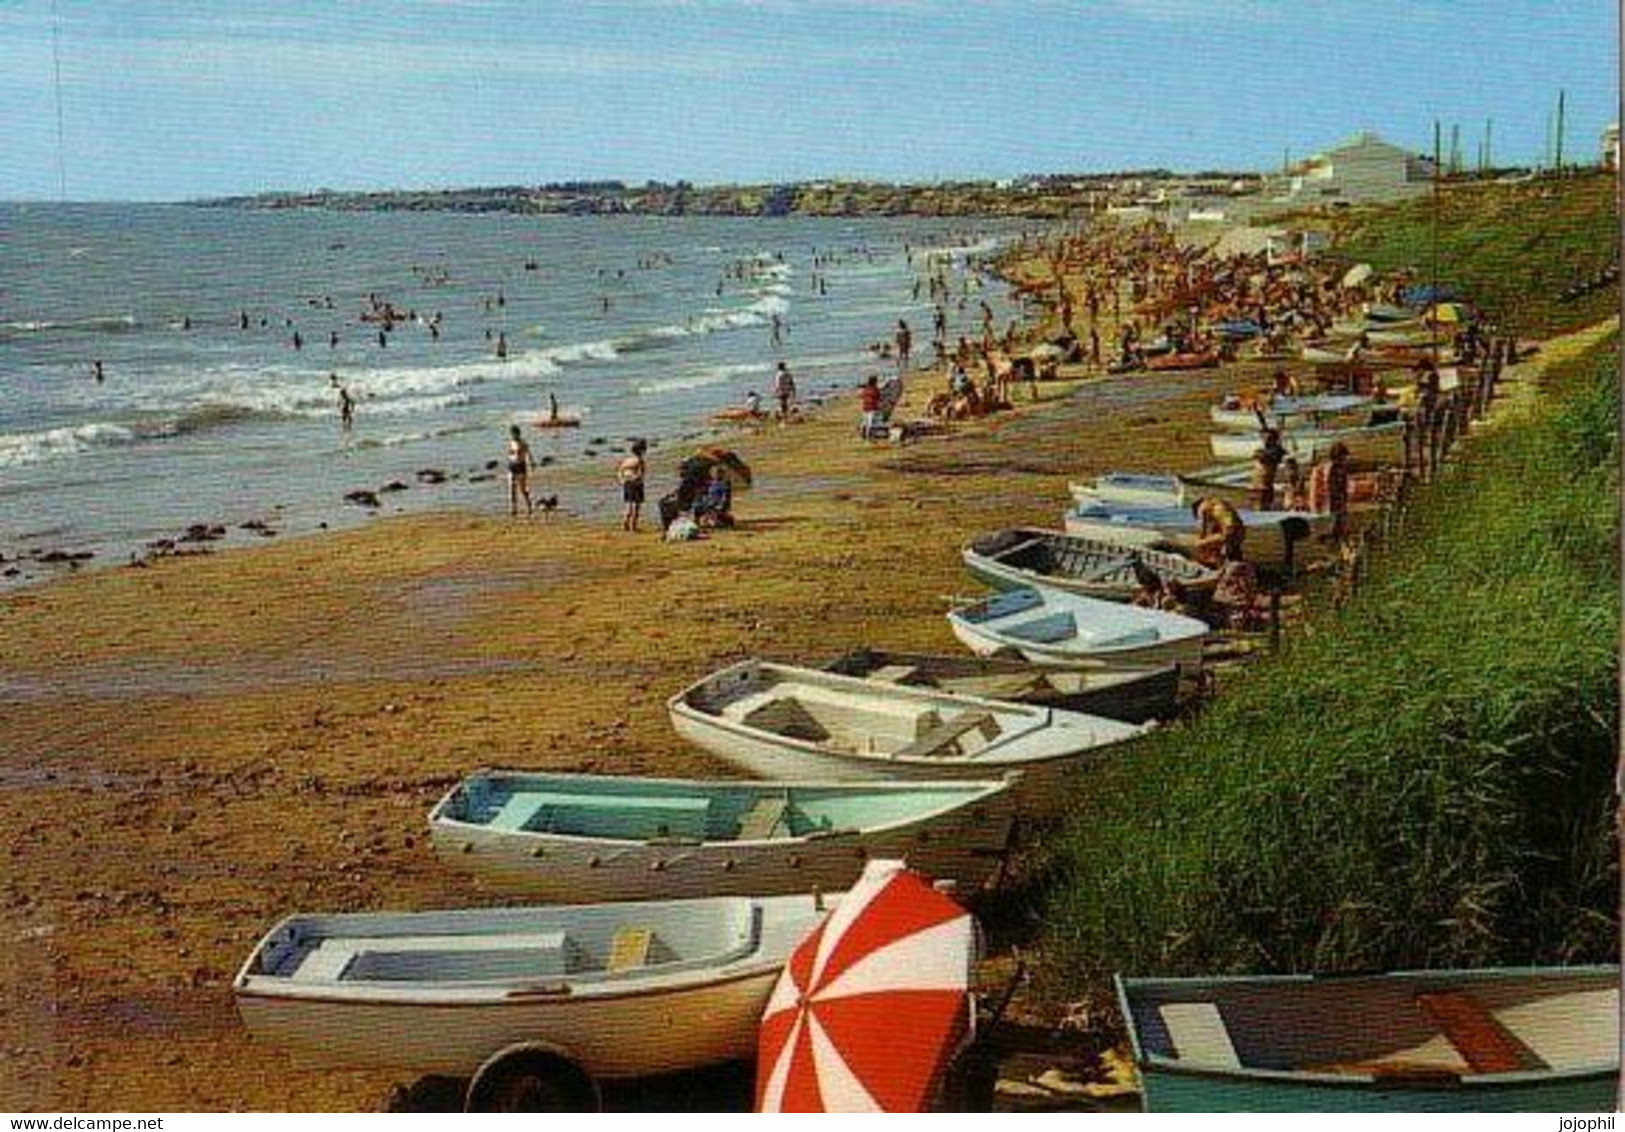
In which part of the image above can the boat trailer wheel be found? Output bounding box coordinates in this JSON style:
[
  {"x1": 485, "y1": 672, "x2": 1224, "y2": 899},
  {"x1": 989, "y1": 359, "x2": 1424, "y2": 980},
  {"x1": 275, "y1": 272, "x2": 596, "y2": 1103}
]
[{"x1": 465, "y1": 1044, "x2": 601, "y2": 1113}]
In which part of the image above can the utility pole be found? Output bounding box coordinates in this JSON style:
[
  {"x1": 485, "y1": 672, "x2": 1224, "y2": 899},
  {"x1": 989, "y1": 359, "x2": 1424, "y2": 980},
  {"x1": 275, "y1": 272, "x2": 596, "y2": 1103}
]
[
  {"x1": 1450, "y1": 124, "x2": 1461, "y2": 175},
  {"x1": 1485, "y1": 118, "x2": 1493, "y2": 173},
  {"x1": 1555, "y1": 89, "x2": 1567, "y2": 170}
]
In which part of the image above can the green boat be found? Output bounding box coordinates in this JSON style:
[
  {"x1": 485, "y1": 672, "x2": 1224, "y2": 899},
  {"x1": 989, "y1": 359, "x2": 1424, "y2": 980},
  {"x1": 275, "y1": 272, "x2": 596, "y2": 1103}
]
[{"x1": 1117, "y1": 967, "x2": 1618, "y2": 1112}]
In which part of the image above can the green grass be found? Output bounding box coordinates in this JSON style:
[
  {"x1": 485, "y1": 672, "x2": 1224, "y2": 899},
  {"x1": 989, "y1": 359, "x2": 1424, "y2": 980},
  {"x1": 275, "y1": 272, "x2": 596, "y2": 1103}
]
[
  {"x1": 1333, "y1": 172, "x2": 1619, "y2": 338},
  {"x1": 1037, "y1": 333, "x2": 1620, "y2": 1000}
]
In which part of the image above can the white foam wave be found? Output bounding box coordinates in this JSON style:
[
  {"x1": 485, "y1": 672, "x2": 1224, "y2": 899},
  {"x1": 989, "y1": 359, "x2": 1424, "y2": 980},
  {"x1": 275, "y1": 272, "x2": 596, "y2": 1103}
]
[
  {"x1": 1, "y1": 314, "x2": 140, "y2": 335},
  {"x1": 0, "y1": 422, "x2": 138, "y2": 469},
  {"x1": 635, "y1": 361, "x2": 770, "y2": 395}
]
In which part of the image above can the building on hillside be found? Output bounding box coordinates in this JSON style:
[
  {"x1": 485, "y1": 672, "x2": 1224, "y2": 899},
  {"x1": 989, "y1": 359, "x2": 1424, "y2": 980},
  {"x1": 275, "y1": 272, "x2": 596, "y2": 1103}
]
[
  {"x1": 1603, "y1": 123, "x2": 1620, "y2": 171},
  {"x1": 1269, "y1": 131, "x2": 1436, "y2": 206}
]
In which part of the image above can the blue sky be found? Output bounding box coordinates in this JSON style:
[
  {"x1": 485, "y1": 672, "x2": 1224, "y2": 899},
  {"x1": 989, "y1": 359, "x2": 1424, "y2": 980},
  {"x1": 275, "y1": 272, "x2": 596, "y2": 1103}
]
[{"x1": 0, "y1": 0, "x2": 1617, "y2": 200}]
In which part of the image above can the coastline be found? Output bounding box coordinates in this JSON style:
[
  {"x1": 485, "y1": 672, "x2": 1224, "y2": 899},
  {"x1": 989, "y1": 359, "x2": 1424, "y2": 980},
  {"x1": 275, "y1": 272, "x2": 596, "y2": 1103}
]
[{"x1": 0, "y1": 318, "x2": 1269, "y2": 1108}]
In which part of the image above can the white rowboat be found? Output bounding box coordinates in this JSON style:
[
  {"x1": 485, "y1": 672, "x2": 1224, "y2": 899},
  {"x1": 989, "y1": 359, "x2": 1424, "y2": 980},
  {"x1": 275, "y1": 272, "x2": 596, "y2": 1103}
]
[
  {"x1": 668, "y1": 659, "x2": 1146, "y2": 813},
  {"x1": 948, "y1": 585, "x2": 1207, "y2": 671},
  {"x1": 428, "y1": 772, "x2": 1017, "y2": 901},
  {"x1": 234, "y1": 893, "x2": 833, "y2": 1083}
]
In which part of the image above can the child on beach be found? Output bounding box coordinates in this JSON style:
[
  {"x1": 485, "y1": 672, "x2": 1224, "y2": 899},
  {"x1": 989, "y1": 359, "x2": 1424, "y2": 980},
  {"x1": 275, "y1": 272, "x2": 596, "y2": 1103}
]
[
  {"x1": 506, "y1": 425, "x2": 535, "y2": 517},
  {"x1": 618, "y1": 439, "x2": 647, "y2": 532},
  {"x1": 859, "y1": 375, "x2": 883, "y2": 439},
  {"x1": 773, "y1": 362, "x2": 797, "y2": 422}
]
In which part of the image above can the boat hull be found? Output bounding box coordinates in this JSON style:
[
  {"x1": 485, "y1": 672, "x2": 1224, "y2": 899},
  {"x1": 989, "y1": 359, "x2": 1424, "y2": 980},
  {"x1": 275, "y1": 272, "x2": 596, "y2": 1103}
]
[
  {"x1": 821, "y1": 648, "x2": 1182, "y2": 724},
  {"x1": 670, "y1": 708, "x2": 1085, "y2": 817},
  {"x1": 431, "y1": 782, "x2": 1015, "y2": 901},
  {"x1": 1135, "y1": 1065, "x2": 1616, "y2": 1113},
  {"x1": 947, "y1": 610, "x2": 1206, "y2": 672},
  {"x1": 1119, "y1": 966, "x2": 1618, "y2": 1114},
  {"x1": 237, "y1": 964, "x2": 783, "y2": 1079},
  {"x1": 1209, "y1": 423, "x2": 1405, "y2": 466},
  {"x1": 962, "y1": 529, "x2": 1214, "y2": 603},
  {"x1": 1062, "y1": 512, "x2": 1328, "y2": 568}
]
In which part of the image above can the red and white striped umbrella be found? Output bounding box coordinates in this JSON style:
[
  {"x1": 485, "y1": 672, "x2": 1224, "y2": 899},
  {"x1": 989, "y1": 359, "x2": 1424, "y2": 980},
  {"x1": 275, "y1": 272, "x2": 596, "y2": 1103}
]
[{"x1": 755, "y1": 860, "x2": 976, "y2": 1112}]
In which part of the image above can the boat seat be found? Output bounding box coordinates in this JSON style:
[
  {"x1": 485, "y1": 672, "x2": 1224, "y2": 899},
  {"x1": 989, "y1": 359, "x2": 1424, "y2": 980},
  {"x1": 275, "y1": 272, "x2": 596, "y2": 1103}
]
[
  {"x1": 980, "y1": 588, "x2": 1044, "y2": 620},
  {"x1": 891, "y1": 712, "x2": 996, "y2": 760},
  {"x1": 1416, "y1": 990, "x2": 1532, "y2": 1074},
  {"x1": 1159, "y1": 1002, "x2": 1242, "y2": 1069},
  {"x1": 607, "y1": 927, "x2": 654, "y2": 973},
  {"x1": 294, "y1": 931, "x2": 572, "y2": 983},
  {"x1": 488, "y1": 795, "x2": 552, "y2": 833},
  {"x1": 1002, "y1": 613, "x2": 1077, "y2": 645},
  {"x1": 720, "y1": 688, "x2": 781, "y2": 723},
  {"x1": 867, "y1": 665, "x2": 919, "y2": 684},
  {"x1": 736, "y1": 795, "x2": 790, "y2": 840},
  {"x1": 1495, "y1": 987, "x2": 1617, "y2": 1070}
]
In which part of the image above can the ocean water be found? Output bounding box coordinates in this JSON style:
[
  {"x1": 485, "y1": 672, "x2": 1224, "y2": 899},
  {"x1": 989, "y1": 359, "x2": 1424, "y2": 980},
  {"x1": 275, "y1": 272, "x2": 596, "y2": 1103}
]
[{"x1": 0, "y1": 205, "x2": 1030, "y2": 579}]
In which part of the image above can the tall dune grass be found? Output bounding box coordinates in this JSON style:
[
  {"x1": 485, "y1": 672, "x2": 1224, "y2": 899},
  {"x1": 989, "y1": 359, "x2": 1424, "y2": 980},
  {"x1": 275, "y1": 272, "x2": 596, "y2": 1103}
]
[{"x1": 1040, "y1": 335, "x2": 1619, "y2": 995}]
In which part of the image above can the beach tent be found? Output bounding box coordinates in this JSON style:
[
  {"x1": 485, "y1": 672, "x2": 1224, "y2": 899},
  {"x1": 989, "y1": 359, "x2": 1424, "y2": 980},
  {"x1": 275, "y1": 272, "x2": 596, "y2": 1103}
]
[
  {"x1": 755, "y1": 860, "x2": 976, "y2": 1112},
  {"x1": 1403, "y1": 283, "x2": 1460, "y2": 307}
]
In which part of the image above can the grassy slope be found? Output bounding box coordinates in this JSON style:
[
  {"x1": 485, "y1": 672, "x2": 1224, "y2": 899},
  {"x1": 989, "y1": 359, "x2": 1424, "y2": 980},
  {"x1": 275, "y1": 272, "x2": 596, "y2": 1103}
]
[
  {"x1": 1039, "y1": 331, "x2": 1619, "y2": 996},
  {"x1": 1333, "y1": 171, "x2": 1620, "y2": 337},
  {"x1": 1037, "y1": 177, "x2": 1620, "y2": 996}
]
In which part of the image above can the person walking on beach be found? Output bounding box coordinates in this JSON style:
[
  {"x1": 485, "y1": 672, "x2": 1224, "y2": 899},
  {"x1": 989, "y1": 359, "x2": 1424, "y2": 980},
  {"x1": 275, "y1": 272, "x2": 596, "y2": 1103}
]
[
  {"x1": 859, "y1": 375, "x2": 884, "y2": 439},
  {"x1": 773, "y1": 362, "x2": 797, "y2": 422},
  {"x1": 618, "y1": 439, "x2": 648, "y2": 532},
  {"x1": 506, "y1": 425, "x2": 536, "y2": 517},
  {"x1": 895, "y1": 320, "x2": 912, "y2": 373},
  {"x1": 1250, "y1": 429, "x2": 1286, "y2": 511}
]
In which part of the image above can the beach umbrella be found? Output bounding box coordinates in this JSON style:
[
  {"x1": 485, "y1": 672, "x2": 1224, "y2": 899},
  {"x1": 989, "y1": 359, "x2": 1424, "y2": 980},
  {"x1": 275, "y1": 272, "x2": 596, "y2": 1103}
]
[
  {"x1": 1427, "y1": 301, "x2": 1469, "y2": 325},
  {"x1": 687, "y1": 447, "x2": 753, "y2": 489},
  {"x1": 755, "y1": 859, "x2": 976, "y2": 1113},
  {"x1": 1341, "y1": 263, "x2": 1373, "y2": 288}
]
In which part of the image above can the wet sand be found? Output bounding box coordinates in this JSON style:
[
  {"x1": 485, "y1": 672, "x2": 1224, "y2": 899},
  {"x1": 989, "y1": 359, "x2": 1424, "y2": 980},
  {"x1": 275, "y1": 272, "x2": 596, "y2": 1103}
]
[{"x1": 1, "y1": 341, "x2": 1272, "y2": 1109}]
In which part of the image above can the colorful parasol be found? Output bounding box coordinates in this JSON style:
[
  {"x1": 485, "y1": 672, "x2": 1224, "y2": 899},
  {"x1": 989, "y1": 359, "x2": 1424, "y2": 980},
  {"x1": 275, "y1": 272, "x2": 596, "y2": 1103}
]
[
  {"x1": 684, "y1": 447, "x2": 753, "y2": 489},
  {"x1": 755, "y1": 859, "x2": 977, "y2": 1113}
]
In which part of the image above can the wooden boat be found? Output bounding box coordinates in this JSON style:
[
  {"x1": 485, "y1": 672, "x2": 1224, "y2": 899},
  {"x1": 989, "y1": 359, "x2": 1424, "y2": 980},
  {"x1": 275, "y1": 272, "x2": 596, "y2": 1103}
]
[
  {"x1": 822, "y1": 647, "x2": 1181, "y2": 724},
  {"x1": 963, "y1": 527, "x2": 1216, "y2": 602},
  {"x1": 428, "y1": 772, "x2": 1017, "y2": 901},
  {"x1": 235, "y1": 892, "x2": 833, "y2": 1085},
  {"x1": 1302, "y1": 345, "x2": 1357, "y2": 366},
  {"x1": 1116, "y1": 966, "x2": 1618, "y2": 1112},
  {"x1": 1209, "y1": 394, "x2": 1377, "y2": 432},
  {"x1": 947, "y1": 585, "x2": 1207, "y2": 671},
  {"x1": 1209, "y1": 420, "x2": 1406, "y2": 466},
  {"x1": 1064, "y1": 500, "x2": 1330, "y2": 567},
  {"x1": 668, "y1": 659, "x2": 1146, "y2": 811},
  {"x1": 1144, "y1": 350, "x2": 1219, "y2": 371}
]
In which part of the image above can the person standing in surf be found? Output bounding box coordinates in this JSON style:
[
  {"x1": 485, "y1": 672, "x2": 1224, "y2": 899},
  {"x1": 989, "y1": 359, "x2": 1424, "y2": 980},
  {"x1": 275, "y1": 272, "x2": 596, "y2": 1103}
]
[{"x1": 895, "y1": 319, "x2": 912, "y2": 373}]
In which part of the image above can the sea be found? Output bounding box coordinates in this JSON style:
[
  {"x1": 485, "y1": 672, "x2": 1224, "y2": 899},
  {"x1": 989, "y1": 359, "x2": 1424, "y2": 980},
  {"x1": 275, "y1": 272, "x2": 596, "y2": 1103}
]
[{"x1": 0, "y1": 205, "x2": 1035, "y2": 584}]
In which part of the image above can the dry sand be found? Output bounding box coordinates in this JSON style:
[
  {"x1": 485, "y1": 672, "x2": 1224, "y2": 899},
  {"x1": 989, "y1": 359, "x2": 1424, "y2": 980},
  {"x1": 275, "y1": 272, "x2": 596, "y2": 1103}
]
[{"x1": 1, "y1": 344, "x2": 1282, "y2": 1110}]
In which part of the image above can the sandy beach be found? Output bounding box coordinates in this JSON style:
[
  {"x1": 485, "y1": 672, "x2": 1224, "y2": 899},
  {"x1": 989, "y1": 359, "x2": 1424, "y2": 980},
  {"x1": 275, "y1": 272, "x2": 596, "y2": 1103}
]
[{"x1": 0, "y1": 326, "x2": 1279, "y2": 1110}]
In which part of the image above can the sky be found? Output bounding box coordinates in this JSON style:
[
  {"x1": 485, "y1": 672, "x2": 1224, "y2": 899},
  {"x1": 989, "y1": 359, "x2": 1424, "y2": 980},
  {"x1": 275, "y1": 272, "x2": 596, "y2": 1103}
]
[{"x1": 0, "y1": 0, "x2": 1618, "y2": 201}]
